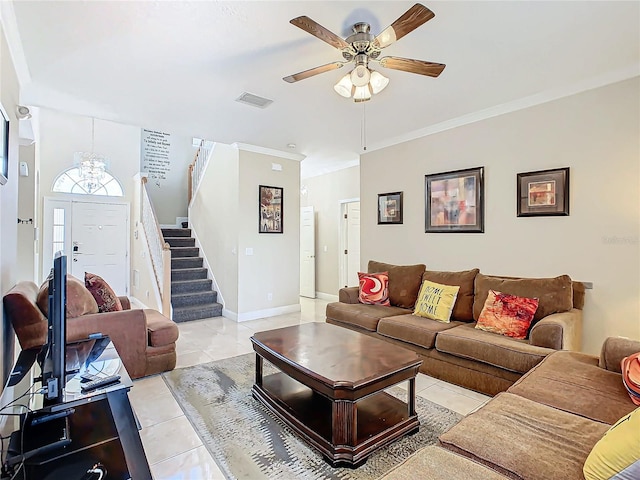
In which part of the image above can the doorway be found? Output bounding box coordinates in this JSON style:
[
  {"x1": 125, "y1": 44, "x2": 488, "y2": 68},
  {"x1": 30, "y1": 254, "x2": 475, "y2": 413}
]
[
  {"x1": 339, "y1": 200, "x2": 360, "y2": 289},
  {"x1": 300, "y1": 206, "x2": 316, "y2": 298},
  {"x1": 42, "y1": 198, "x2": 130, "y2": 295}
]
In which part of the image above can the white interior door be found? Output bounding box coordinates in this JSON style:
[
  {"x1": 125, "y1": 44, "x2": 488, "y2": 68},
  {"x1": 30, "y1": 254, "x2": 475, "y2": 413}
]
[
  {"x1": 339, "y1": 201, "x2": 361, "y2": 288},
  {"x1": 300, "y1": 206, "x2": 316, "y2": 298},
  {"x1": 42, "y1": 198, "x2": 129, "y2": 295}
]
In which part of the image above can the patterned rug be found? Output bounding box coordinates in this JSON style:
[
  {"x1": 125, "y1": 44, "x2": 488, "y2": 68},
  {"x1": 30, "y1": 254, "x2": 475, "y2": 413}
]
[{"x1": 162, "y1": 353, "x2": 462, "y2": 480}]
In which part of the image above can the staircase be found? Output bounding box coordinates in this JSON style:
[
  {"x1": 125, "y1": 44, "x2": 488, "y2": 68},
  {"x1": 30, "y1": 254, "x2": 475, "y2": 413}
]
[{"x1": 161, "y1": 227, "x2": 223, "y2": 323}]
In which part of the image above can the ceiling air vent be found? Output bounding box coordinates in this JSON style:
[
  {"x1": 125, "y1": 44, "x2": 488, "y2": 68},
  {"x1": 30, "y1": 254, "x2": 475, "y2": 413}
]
[{"x1": 235, "y1": 92, "x2": 273, "y2": 109}]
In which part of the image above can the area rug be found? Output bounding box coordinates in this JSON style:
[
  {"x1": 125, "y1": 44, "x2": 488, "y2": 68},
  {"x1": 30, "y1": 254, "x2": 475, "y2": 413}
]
[{"x1": 162, "y1": 354, "x2": 462, "y2": 480}]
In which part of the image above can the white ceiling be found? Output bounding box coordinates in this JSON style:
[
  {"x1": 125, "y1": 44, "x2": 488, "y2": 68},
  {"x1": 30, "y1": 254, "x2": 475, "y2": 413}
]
[{"x1": 7, "y1": 1, "x2": 640, "y2": 178}]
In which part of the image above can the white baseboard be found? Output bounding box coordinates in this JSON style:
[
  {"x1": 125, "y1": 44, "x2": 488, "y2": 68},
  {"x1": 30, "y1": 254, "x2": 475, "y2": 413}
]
[
  {"x1": 129, "y1": 297, "x2": 150, "y2": 309},
  {"x1": 224, "y1": 303, "x2": 302, "y2": 323},
  {"x1": 315, "y1": 292, "x2": 338, "y2": 302}
]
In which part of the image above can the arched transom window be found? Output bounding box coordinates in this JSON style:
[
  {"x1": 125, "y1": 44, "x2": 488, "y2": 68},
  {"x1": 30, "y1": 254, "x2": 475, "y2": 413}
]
[{"x1": 52, "y1": 167, "x2": 124, "y2": 196}]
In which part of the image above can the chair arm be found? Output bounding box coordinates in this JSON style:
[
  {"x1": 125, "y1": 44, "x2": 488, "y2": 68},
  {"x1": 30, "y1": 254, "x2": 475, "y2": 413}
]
[
  {"x1": 529, "y1": 308, "x2": 582, "y2": 351},
  {"x1": 339, "y1": 286, "x2": 360, "y2": 304},
  {"x1": 118, "y1": 296, "x2": 131, "y2": 310},
  {"x1": 599, "y1": 337, "x2": 640, "y2": 373},
  {"x1": 66, "y1": 309, "x2": 149, "y2": 379}
]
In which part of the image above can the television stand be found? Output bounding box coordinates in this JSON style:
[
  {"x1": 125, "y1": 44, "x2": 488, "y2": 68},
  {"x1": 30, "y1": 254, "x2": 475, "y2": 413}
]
[{"x1": 0, "y1": 340, "x2": 151, "y2": 480}]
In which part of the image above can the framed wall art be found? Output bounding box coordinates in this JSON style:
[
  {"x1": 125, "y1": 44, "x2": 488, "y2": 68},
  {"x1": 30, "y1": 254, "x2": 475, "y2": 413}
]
[
  {"x1": 0, "y1": 104, "x2": 9, "y2": 186},
  {"x1": 377, "y1": 191, "x2": 403, "y2": 224},
  {"x1": 259, "y1": 185, "x2": 283, "y2": 233},
  {"x1": 425, "y1": 167, "x2": 484, "y2": 233},
  {"x1": 517, "y1": 167, "x2": 569, "y2": 217}
]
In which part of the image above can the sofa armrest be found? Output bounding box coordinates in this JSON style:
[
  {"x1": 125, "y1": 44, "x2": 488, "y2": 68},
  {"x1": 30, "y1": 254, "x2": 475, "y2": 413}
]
[
  {"x1": 118, "y1": 296, "x2": 131, "y2": 310},
  {"x1": 599, "y1": 337, "x2": 640, "y2": 373},
  {"x1": 339, "y1": 286, "x2": 360, "y2": 304},
  {"x1": 66, "y1": 309, "x2": 149, "y2": 379},
  {"x1": 529, "y1": 308, "x2": 582, "y2": 351}
]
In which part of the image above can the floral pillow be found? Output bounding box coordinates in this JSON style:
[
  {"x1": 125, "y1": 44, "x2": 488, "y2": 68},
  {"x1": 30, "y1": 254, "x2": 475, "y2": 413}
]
[
  {"x1": 85, "y1": 272, "x2": 123, "y2": 313},
  {"x1": 358, "y1": 272, "x2": 390, "y2": 306},
  {"x1": 476, "y1": 290, "x2": 539, "y2": 339}
]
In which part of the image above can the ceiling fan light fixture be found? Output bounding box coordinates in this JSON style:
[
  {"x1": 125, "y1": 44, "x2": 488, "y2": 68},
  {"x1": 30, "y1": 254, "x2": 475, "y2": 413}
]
[
  {"x1": 353, "y1": 84, "x2": 372, "y2": 102},
  {"x1": 350, "y1": 64, "x2": 371, "y2": 87},
  {"x1": 333, "y1": 74, "x2": 353, "y2": 98},
  {"x1": 369, "y1": 70, "x2": 389, "y2": 95}
]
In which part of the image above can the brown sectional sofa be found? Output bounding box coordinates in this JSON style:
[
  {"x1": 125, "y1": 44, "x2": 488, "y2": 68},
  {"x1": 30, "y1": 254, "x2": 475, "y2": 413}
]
[
  {"x1": 326, "y1": 260, "x2": 585, "y2": 395},
  {"x1": 381, "y1": 337, "x2": 640, "y2": 480}
]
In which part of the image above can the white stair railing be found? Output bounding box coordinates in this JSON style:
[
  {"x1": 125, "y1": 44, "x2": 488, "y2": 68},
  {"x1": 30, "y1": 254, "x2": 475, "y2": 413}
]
[
  {"x1": 188, "y1": 139, "x2": 213, "y2": 205},
  {"x1": 141, "y1": 177, "x2": 172, "y2": 316}
]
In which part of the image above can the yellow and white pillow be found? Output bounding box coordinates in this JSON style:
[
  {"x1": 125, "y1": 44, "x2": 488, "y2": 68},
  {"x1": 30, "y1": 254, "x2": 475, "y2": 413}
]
[
  {"x1": 583, "y1": 408, "x2": 640, "y2": 480},
  {"x1": 413, "y1": 280, "x2": 460, "y2": 323}
]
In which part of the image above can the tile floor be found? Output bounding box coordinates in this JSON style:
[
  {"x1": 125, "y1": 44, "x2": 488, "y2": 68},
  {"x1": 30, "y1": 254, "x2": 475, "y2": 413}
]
[{"x1": 129, "y1": 297, "x2": 491, "y2": 479}]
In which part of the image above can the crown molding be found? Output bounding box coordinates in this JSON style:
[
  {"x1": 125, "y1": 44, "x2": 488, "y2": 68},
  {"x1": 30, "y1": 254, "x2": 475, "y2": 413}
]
[{"x1": 232, "y1": 143, "x2": 305, "y2": 162}]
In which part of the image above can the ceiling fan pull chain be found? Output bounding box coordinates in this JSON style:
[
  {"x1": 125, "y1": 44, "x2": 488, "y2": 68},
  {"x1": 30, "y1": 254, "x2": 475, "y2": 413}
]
[{"x1": 361, "y1": 101, "x2": 367, "y2": 151}]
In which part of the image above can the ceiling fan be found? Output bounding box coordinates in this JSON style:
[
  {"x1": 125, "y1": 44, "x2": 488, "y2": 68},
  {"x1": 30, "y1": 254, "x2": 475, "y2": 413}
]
[{"x1": 283, "y1": 3, "x2": 446, "y2": 102}]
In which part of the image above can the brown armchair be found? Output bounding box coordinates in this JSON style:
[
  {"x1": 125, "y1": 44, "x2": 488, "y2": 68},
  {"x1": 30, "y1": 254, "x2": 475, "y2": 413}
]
[{"x1": 3, "y1": 280, "x2": 178, "y2": 379}]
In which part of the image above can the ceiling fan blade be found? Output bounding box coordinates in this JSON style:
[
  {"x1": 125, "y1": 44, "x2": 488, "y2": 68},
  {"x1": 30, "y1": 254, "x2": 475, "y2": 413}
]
[
  {"x1": 290, "y1": 16, "x2": 350, "y2": 50},
  {"x1": 379, "y1": 56, "x2": 446, "y2": 77},
  {"x1": 373, "y1": 4, "x2": 435, "y2": 49},
  {"x1": 283, "y1": 62, "x2": 345, "y2": 83}
]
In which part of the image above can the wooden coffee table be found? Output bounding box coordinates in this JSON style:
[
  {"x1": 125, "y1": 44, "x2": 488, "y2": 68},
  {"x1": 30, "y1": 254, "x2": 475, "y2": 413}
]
[{"x1": 250, "y1": 323, "x2": 422, "y2": 467}]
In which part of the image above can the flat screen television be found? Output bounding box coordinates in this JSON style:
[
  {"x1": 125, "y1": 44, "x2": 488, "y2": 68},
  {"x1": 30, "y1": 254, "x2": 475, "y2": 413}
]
[{"x1": 41, "y1": 253, "x2": 67, "y2": 405}]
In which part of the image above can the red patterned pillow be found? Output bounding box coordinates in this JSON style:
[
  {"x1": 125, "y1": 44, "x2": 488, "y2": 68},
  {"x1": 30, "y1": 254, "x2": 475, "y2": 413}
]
[
  {"x1": 476, "y1": 289, "x2": 539, "y2": 339},
  {"x1": 358, "y1": 272, "x2": 390, "y2": 306},
  {"x1": 85, "y1": 272, "x2": 123, "y2": 313}
]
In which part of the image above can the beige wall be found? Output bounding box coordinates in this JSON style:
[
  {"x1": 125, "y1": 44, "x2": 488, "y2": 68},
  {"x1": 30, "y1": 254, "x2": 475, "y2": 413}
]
[
  {"x1": 190, "y1": 143, "x2": 240, "y2": 313},
  {"x1": 237, "y1": 149, "x2": 300, "y2": 317},
  {"x1": 301, "y1": 165, "x2": 359, "y2": 296},
  {"x1": 361, "y1": 78, "x2": 640, "y2": 355},
  {"x1": 16, "y1": 144, "x2": 35, "y2": 281},
  {"x1": 0, "y1": 20, "x2": 21, "y2": 381}
]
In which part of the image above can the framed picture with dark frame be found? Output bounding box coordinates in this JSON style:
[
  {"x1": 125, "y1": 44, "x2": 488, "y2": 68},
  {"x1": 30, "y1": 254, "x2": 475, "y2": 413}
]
[
  {"x1": 377, "y1": 191, "x2": 403, "y2": 224},
  {"x1": 0, "y1": 104, "x2": 9, "y2": 186},
  {"x1": 259, "y1": 185, "x2": 283, "y2": 233},
  {"x1": 425, "y1": 166, "x2": 484, "y2": 233},
  {"x1": 517, "y1": 167, "x2": 569, "y2": 217}
]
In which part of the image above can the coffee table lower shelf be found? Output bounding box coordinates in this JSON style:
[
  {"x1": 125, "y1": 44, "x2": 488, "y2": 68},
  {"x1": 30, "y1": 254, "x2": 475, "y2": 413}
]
[{"x1": 251, "y1": 372, "x2": 419, "y2": 468}]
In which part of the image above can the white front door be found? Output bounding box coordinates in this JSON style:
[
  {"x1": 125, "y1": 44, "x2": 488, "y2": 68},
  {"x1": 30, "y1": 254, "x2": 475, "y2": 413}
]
[
  {"x1": 42, "y1": 198, "x2": 129, "y2": 295},
  {"x1": 300, "y1": 206, "x2": 316, "y2": 298}
]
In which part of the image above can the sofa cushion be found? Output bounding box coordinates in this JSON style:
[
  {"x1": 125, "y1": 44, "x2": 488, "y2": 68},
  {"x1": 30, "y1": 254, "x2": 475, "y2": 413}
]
[
  {"x1": 325, "y1": 302, "x2": 412, "y2": 332},
  {"x1": 473, "y1": 273, "x2": 573, "y2": 322},
  {"x1": 358, "y1": 271, "x2": 390, "y2": 306},
  {"x1": 85, "y1": 272, "x2": 123, "y2": 313},
  {"x1": 583, "y1": 408, "x2": 640, "y2": 480},
  {"x1": 435, "y1": 324, "x2": 553, "y2": 373},
  {"x1": 368, "y1": 261, "x2": 425, "y2": 309},
  {"x1": 37, "y1": 274, "x2": 99, "y2": 318},
  {"x1": 476, "y1": 290, "x2": 539, "y2": 339},
  {"x1": 413, "y1": 280, "x2": 459, "y2": 322},
  {"x1": 378, "y1": 315, "x2": 464, "y2": 349},
  {"x1": 439, "y1": 392, "x2": 610, "y2": 480},
  {"x1": 3, "y1": 281, "x2": 48, "y2": 350},
  {"x1": 422, "y1": 268, "x2": 479, "y2": 321},
  {"x1": 145, "y1": 309, "x2": 179, "y2": 346},
  {"x1": 508, "y1": 351, "x2": 637, "y2": 425}
]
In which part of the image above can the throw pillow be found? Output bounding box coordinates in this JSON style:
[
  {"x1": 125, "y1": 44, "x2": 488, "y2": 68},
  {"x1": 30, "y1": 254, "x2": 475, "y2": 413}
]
[
  {"x1": 367, "y1": 261, "x2": 425, "y2": 309},
  {"x1": 422, "y1": 268, "x2": 479, "y2": 321},
  {"x1": 413, "y1": 280, "x2": 460, "y2": 323},
  {"x1": 476, "y1": 290, "x2": 539, "y2": 339},
  {"x1": 85, "y1": 272, "x2": 123, "y2": 313},
  {"x1": 37, "y1": 273, "x2": 99, "y2": 318},
  {"x1": 358, "y1": 272, "x2": 390, "y2": 306},
  {"x1": 583, "y1": 408, "x2": 640, "y2": 480},
  {"x1": 621, "y1": 353, "x2": 640, "y2": 406},
  {"x1": 473, "y1": 273, "x2": 573, "y2": 323}
]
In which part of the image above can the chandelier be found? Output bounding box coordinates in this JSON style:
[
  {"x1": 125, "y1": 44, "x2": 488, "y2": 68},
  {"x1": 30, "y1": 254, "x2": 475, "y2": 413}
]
[{"x1": 74, "y1": 118, "x2": 106, "y2": 193}]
